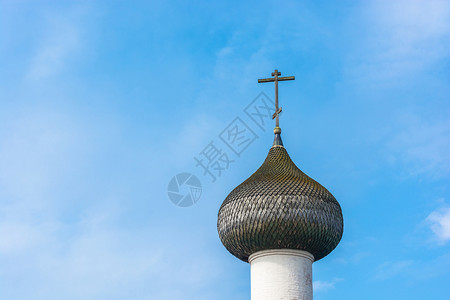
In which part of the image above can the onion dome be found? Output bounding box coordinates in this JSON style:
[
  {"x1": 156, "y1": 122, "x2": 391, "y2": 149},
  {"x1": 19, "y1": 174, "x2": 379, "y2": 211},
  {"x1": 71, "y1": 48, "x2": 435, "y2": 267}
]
[{"x1": 217, "y1": 129, "x2": 343, "y2": 262}]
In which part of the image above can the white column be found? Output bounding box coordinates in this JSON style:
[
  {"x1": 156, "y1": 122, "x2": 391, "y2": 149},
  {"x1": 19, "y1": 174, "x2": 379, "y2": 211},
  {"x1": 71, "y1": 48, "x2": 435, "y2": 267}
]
[{"x1": 249, "y1": 249, "x2": 314, "y2": 300}]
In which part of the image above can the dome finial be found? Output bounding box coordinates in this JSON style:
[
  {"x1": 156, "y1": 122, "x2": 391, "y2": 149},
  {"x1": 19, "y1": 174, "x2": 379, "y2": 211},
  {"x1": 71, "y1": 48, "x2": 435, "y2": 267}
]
[
  {"x1": 273, "y1": 126, "x2": 283, "y2": 146},
  {"x1": 258, "y1": 69, "x2": 295, "y2": 146}
]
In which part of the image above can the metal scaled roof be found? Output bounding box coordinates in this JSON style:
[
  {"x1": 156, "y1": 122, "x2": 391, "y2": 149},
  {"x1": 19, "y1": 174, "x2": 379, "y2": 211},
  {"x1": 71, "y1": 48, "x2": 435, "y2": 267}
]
[{"x1": 217, "y1": 138, "x2": 343, "y2": 262}]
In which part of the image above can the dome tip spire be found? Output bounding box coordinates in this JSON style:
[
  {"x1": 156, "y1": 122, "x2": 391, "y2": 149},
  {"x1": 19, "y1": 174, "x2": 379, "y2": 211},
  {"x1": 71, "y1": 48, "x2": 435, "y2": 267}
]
[{"x1": 273, "y1": 126, "x2": 283, "y2": 147}]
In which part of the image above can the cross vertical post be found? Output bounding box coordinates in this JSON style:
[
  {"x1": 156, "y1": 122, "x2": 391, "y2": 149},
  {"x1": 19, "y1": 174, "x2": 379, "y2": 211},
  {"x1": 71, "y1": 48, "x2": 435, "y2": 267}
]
[
  {"x1": 258, "y1": 69, "x2": 295, "y2": 129},
  {"x1": 274, "y1": 70, "x2": 279, "y2": 127}
]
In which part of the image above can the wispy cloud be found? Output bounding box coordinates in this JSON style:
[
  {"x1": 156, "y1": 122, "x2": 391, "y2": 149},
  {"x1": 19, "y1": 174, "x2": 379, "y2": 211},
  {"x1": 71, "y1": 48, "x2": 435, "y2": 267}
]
[
  {"x1": 313, "y1": 277, "x2": 343, "y2": 292},
  {"x1": 374, "y1": 260, "x2": 414, "y2": 280},
  {"x1": 347, "y1": 0, "x2": 450, "y2": 83},
  {"x1": 386, "y1": 112, "x2": 450, "y2": 178},
  {"x1": 26, "y1": 10, "x2": 85, "y2": 80},
  {"x1": 0, "y1": 110, "x2": 83, "y2": 208},
  {"x1": 0, "y1": 204, "x2": 226, "y2": 300},
  {"x1": 0, "y1": 105, "x2": 231, "y2": 299},
  {"x1": 426, "y1": 206, "x2": 450, "y2": 244},
  {"x1": 374, "y1": 254, "x2": 450, "y2": 283}
]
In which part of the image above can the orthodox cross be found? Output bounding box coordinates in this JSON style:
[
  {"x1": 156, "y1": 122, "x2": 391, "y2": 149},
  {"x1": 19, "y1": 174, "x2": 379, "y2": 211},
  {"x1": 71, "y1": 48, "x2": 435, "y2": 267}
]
[{"x1": 258, "y1": 69, "x2": 295, "y2": 128}]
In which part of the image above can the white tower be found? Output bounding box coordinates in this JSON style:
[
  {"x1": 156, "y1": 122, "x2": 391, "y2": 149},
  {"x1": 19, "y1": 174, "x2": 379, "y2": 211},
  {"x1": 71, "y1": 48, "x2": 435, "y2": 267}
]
[{"x1": 217, "y1": 69, "x2": 343, "y2": 300}]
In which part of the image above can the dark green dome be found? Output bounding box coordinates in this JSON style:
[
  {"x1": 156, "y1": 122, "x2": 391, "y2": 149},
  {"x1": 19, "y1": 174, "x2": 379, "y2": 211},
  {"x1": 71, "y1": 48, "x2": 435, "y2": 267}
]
[{"x1": 217, "y1": 142, "x2": 343, "y2": 262}]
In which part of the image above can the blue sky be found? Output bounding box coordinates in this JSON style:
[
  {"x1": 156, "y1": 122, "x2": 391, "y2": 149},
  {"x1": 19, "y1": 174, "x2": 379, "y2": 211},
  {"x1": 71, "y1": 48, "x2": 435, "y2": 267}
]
[{"x1": 1, "y1": 0, "x2": 449, "y2": 299}]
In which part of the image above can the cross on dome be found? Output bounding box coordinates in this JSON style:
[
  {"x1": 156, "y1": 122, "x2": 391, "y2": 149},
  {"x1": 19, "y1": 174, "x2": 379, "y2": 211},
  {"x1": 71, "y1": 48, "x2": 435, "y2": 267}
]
[{"x1": 257, "y1": 69, "x2": 295, "y2": 130}]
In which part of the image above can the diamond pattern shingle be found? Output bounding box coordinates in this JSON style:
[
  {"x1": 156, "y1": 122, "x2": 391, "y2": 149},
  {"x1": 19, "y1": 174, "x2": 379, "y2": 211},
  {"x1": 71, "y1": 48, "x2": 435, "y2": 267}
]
[{"x1": 217, "y1": 145, "x2": 343, "y2": 262}]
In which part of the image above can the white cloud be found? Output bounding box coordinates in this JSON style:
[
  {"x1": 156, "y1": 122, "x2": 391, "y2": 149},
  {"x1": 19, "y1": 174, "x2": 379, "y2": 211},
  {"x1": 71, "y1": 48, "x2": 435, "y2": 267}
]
[
  {"x1": 386, "y1": 112, "x2": 450, "y2": 178},
  {"x1": 0, "y1": 106, "x2": 228, "y2": 299},
  {"x1": 374, "y1": 255, "x2": 450, "y2": 282},
  {"x1": 0, "y1": 109, "x2": 88, "y2": 210},
  {"x1": 26, "y1": 11, "x2": 84, "y2": 80},
  {"x1": 427, "y1": 206, "x2": 450, "y2": 243},
  {"x1": 374, "y1": 260, "x2": 414, "y2": 280},
  {"x1": 0, "y1": 221, "x2": 45, "y2": 254},
  {"x1": 313, "y1": 277, "x2": 343, "y2": 292},
  {"x1": 347, "y1": 0, "x2": 450, "y2": 82},
  {"x1": 216, "y1": 46, "x2": 233, "y2": 59},
  {"x1": 164, "y1": 112, "x2": 226, "y2": 178},
  {"x1": 0, "y1": 204, "x2": 225, "y2": 300},
  {"x1": 373, "y1": 0, "x2": 450, "y2": 39}
]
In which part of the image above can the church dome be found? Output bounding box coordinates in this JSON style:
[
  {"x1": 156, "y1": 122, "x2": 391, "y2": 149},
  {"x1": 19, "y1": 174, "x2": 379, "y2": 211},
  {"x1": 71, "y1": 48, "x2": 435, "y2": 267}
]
[{"x1": 217, "y1": 134, "x2": 343, "y2": 262}]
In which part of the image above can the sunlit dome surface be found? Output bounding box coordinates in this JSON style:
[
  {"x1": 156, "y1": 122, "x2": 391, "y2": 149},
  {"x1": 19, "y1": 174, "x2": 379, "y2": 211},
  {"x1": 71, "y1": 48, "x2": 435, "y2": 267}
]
[{"x1": 217, "y1": 135, "x2": 343, "y2": 262}]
